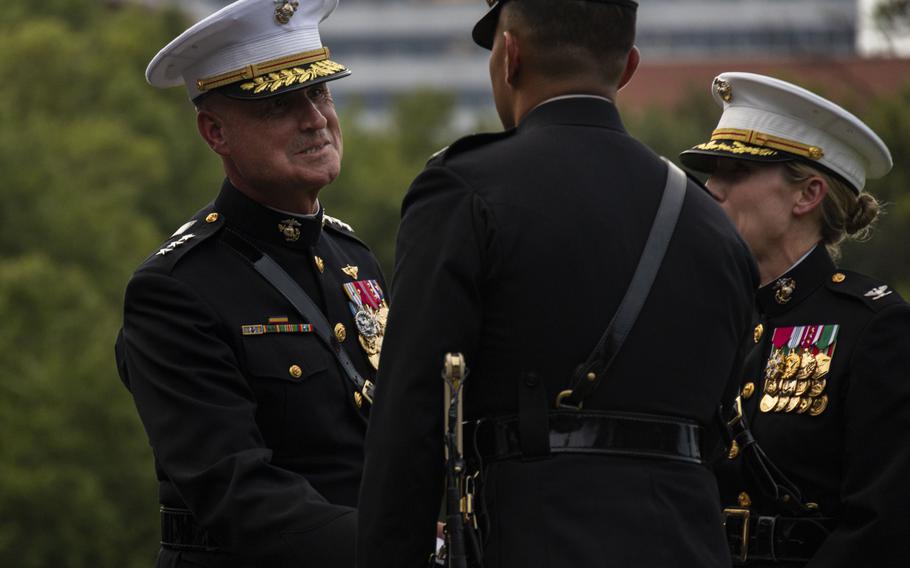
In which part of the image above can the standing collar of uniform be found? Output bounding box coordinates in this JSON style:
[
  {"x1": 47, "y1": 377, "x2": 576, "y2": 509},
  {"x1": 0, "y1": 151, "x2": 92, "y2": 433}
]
[
  {"x1": 213, "y1": 179, "x2": 324, "y2": 249},
  {"x1": 756, "y1": 243, "x2": 836, "y2": 317},
  {"x1": 517, "y1": 95, "x2": 625, "y2": 134}
]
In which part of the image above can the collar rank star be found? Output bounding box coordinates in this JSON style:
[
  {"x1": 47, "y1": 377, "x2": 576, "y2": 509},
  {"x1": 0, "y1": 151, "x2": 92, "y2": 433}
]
[
  {"x1": 156, "y1": 234, "x2": 195, "y2": 256},
  {"x1": 278, "y1": 219, "x2": 301, "y2": 242},
  {"x1": 865, "y1": 285, "x2": 892, "y2": 301}
]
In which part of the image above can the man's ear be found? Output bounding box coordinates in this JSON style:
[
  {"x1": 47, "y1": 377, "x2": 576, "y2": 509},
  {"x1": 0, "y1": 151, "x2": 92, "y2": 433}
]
[
  {"x1": 617, "y1": 46, "x2": 640, "y2": 91},
  {"x1": 196, "y1": 108, "x2": 230, "y2": 156},
  {"x1": 503, "y1": 30, "x2": 521, "y2": 86},
  {"x1": 793, "y1": 175, "x2": 828, "y2": 217}
]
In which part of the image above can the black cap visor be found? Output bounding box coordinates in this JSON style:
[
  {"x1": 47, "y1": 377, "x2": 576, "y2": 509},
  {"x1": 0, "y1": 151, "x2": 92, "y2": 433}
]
[
  {"x1": 472, "y1": 2, "x2": 503, "y2": 50},
  {"x1": 679, "y1": 140, "x2": 794, "y2": 174},
  {"x1": 199, "y1": 60, "x2": 351, "y2": 102}
]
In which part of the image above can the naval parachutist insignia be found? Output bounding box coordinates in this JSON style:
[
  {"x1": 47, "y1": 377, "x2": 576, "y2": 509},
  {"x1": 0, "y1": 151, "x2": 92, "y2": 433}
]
[
  {"x1": 274, "y1": 1, "x2": 300, "y2": 24},
  {"x1": 278, "y1": 218, "x2": 302, "y2": 242},
  {"x1": 342, "y1": 265, "x2": 359, "y2": 279},
  {"x1": 864, "y1": 285, "x2": 892, "y2": 301},
  {"x1": 156, "y1": 233, "x2": 195, "y2": 256},
  {"x1": 773, "y1": 277, "x2": 796, "y2": 304}
]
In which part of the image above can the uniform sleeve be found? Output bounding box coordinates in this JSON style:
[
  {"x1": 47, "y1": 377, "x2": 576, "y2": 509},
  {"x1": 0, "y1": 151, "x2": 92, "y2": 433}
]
[
  {"x1": 808, "y1": 303, "x2": 910, "y2": 566},
  {"x1": 119, "y1": 270, "x2": 356, "y2": 566},
  {"x1": 357, "y1": 165, "x2": 494, "y2": 568}
]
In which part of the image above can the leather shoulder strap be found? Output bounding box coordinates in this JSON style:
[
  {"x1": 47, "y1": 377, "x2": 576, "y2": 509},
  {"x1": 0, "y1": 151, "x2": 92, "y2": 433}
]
[
  {"x1": 221, "y1": 229, "x2": 375, "y2": 403},
  {"x1": 558, "y1": 159, "x2": 687, "y2": 409}
]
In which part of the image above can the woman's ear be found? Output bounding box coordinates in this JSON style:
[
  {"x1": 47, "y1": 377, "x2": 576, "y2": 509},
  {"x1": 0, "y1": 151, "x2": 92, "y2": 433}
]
[{"x1": 792, "y1": 174, "x2": 828, "y2": 217}]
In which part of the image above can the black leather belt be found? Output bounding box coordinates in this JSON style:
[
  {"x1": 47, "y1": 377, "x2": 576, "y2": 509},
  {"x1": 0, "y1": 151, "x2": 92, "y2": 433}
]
[
  {"x1": 160, "y1": 507, "x2": 219, "y2": 551},
  {"x1": 467, "y1": 410, "x2": 705, "y2": 465},
  {"x1": 724, "y1": 508, "x2": 834, "y2": 564}
]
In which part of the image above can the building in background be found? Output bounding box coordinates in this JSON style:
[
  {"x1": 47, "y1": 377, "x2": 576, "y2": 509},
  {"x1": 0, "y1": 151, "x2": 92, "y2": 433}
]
[{"x1": 177, "y1": 0, "x2": 907, "y2": 124}]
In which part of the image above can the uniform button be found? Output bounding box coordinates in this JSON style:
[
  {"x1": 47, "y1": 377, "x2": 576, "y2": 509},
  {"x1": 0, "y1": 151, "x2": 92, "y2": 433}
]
[
  {"x1": 738, "y1": 491, "x2": 751, "y2": 507},
  {"x1": 314, "y1": 256, "x2": 325, "y2": 273},
  {"x1": 832, "y1": 273, "x2": 846, "y2": 283},
  {"x1": 289, "y1": 365, "x2": 303, "y2": 379},
  {"x1": 753, "y1": 323, "x2": 764, "y2": 343},
  {"x1": 334, "y1": 323, "x2": 347, "y2": 342},
  {"x1": 205, "y1": 212, "x2": 219, "y2": 223},
  {"x1": 354, "y1": 391, "x2": 363, "y2": 408},
  {"x1": 727, "y1": 440, "x2": 740, "y2": 460},
  {"x1": 741, "y1": 382, "x2": 756, "y2": 400}
]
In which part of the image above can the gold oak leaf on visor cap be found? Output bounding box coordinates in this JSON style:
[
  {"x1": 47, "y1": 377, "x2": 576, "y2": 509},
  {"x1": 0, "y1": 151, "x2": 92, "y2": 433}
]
[
  {"x1": 679, "y1": 72, "x2": 892, "y2": 194},
  {"x1": 146, "y1": 0, "x2": 351, "y2": 102},
  {"x1": 472, "y1": 0, "x2": 638, "y2": 49}
]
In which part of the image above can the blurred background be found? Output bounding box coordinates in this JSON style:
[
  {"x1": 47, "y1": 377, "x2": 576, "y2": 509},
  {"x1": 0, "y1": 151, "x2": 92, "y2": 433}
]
[{"x1": 1, "y1": 0, "x2": 908, "y2": 565}]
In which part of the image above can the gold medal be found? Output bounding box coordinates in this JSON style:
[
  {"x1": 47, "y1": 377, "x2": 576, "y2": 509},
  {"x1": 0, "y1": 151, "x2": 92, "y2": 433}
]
[
  {"x1": 796, "y1": 350, "x2": 817, "y2": 379},
  {"x1": 813, "y1": 353, "x2": 831, "y2": 379},
  {"x1": 796, "y1": 397, "x2": 812, "y2": 414},
  {"x1": 773, "y1": 395, "x2": 791, "y2": 412},
  {"x1": 785, "y1": 396, "x2": 801, "y2": 413},
  {"x1": 759, "y1": 394, "x2": 778, "y2": 413},
  {"x1": 782, "y1": 353, "x2": 801, "y2": 380},
  {"x1": 809, "y1": 378, "x2": 827, "y2": 397},
  {"x1": 809, "y1": 394, "x2": 829, "y2": 416},
  {"x1": 765, "y1": 377, "x2": 780, "y2": 396},
  {"x1": 781, "y1": 379, "x2": 797, "y2": 395},
  {"x1": 794, "y1": 379, "x2": 810, "y2": 397},
  {"x1": 764, "y1": 350, "x2": 784, "y2": 381}
]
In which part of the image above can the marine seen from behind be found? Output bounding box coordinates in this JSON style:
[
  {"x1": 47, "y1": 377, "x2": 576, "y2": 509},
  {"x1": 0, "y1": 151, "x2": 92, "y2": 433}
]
[{"x1": 357, "y1": 1, "x2": 758, "y2": 567}]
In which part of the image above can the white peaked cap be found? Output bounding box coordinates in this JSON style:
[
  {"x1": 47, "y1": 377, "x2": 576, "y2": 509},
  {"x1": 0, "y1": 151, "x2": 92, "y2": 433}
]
[
  {"x1": 681, "y1": 72, "x2": 892, "y2": 193},
  {"x1": 146, "y1": 0, "x2": 350, "y2": 101}
]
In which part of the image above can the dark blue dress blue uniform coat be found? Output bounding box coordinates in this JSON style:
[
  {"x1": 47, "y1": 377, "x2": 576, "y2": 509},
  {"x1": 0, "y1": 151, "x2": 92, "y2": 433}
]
[
  {"x1": 357, "y1": 97, "x2": 758, "y2": 568},
  {"x1": 716, "y1": 245, "x2": 910, "y2": 567},
  {"x1": 115, "y1": 181, "x2": 385, "y2": 567}
]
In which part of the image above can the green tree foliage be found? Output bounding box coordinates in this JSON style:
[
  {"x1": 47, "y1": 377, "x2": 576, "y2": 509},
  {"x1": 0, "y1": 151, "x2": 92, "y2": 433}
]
[{"x1": 2, "y1": 1, "x2": 910, "y2": 566}]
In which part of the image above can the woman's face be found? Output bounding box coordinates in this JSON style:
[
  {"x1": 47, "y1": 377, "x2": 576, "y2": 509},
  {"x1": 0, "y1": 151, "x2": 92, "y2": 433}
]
[{"x1": 705, "y1": 159, "x2": 799, "y2": 259}]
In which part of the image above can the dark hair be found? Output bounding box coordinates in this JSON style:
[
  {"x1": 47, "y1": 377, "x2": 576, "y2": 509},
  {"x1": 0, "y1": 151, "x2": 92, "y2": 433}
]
[
  {"x1": 782, "y1": 161, "x2": 882, "y2": 260},
  {"x1": 503, "y1": 0, "x2": 636, "y2": 84}
]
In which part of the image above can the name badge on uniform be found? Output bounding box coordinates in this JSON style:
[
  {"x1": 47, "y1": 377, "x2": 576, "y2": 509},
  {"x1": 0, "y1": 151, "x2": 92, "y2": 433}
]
[
  {"x1": 343, "y1": 280, "x2": 388, "y2": 370},
  {"x1": 759, "y1": 324, "x2": 838, "y2": 416}
]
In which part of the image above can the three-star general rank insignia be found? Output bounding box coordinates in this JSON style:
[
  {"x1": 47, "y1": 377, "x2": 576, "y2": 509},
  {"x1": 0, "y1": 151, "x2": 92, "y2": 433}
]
[
  {"x1": 342, "y1": 280, "x2": 388, "y2": 370},
  {"x1": 759, "y1": 324, "x2": 838, "y2": 416},
  {"x1": 242, "y1": 316, "x2": 314, "y2": 336}
]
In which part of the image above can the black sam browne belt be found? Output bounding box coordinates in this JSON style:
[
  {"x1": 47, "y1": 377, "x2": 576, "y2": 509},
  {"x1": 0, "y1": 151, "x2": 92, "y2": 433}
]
[
  {"x1": 467, "y1": 410, "x2": 705, "y2": 465},
  {"x1": 724, "y1": 508, "x2": 835, "y2": 564},
  {"x1": 160, "y1": 507, "x2": 219, "y2": 551}
]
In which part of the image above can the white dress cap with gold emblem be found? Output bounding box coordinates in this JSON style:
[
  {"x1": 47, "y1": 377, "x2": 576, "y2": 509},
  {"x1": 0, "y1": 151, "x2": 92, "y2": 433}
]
[
  {"x1": 146, "y1": 0, "x2": 350, "y2": 101},
  {"x1": 680, "y1": 72, "x2": 892, "y2": 193}
]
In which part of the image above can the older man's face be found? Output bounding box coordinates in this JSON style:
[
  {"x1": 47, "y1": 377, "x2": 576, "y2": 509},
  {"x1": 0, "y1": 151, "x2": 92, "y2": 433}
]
[{"x1": 212, "y1": 84, "x2": 343, "y2": 209}]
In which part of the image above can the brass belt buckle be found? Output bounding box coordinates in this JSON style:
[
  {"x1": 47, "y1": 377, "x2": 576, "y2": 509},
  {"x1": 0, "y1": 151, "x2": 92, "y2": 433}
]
[{"x1": 723, "y1": 507, "x2": 751, "y2": 563}]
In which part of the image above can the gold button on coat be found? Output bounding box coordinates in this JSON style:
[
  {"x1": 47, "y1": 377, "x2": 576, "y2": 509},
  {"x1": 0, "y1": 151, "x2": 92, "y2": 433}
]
[
  {"x1": 314, "y1": 256, "x2": 325, "y2": 273},
  {"x1": 205, "y1": 212, "x2": 219, "y2": 223},
  {"x1": 289, "y1": 365, "x2": 303, "y2": 379},
  {"x1": 753, "y1": 324, "x2": 763, "y2": 343},
  {"x1": 727, "y1": 440, "x2": 740, "y2": 460},
  {"x1": 742, "y1": 382, "x2": 756, "y2": 399},
  {"x1": 334, "y1": 323, "x2": 347, "y2": 342},
  {"x1": 738, "y1": 492, "x2": 752, "y2": 507},
  {"x1": 832, "y1": 273, "x2": 846, "y2": 283},
  {"x1": 354, "y1": 391, "x2": 363, "y2": 408}
]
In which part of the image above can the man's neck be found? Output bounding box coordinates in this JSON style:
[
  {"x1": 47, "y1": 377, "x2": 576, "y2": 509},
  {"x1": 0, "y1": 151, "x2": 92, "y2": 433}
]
[
  {"x1": 513, "y1": 80, "x2": 616, "y2": 126},
  {"x1": 228, "y1": 176, "x2": 320, "y2": 216}
]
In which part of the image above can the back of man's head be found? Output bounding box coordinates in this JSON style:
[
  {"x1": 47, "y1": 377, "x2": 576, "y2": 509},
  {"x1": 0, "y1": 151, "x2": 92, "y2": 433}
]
[{"x1": 503, "y1": 0, "x2": 636, "y2": 86}]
